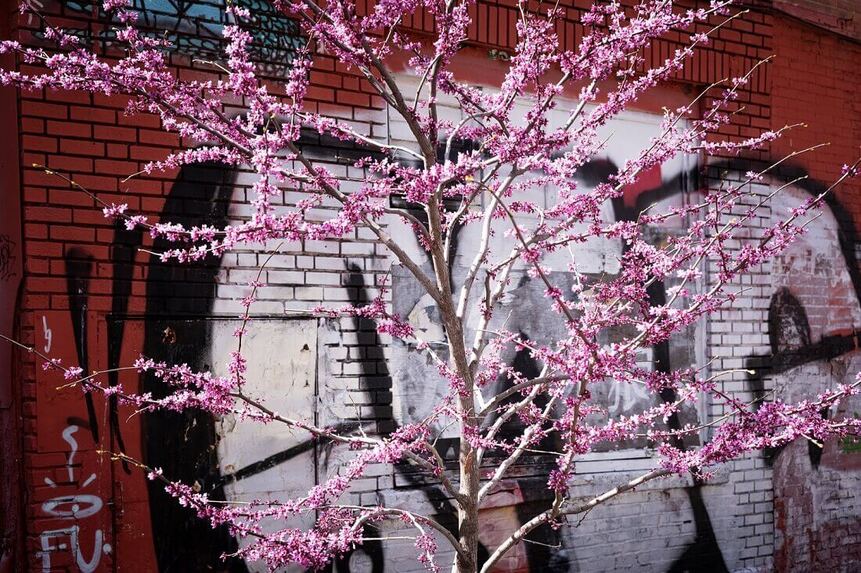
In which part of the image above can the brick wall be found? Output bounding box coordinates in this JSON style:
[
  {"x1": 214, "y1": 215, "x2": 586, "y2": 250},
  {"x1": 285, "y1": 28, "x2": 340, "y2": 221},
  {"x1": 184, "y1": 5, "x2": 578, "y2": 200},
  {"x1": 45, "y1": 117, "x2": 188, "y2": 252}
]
[
  {"x1": 774, "y1": 0, "x2": 860, "y2": 43},
  {"x1": 768, "y1": 12, "x2": 861, "y2": 571},
  {"x1": 2, "y1": 1, "x2": 860, "y2": 572},
  {"x1": 772, "y1": 14, "x2": 861, "y2": 232},
  {"x1": 0, "y1": 0, "x2": 24, "y2": 570}
]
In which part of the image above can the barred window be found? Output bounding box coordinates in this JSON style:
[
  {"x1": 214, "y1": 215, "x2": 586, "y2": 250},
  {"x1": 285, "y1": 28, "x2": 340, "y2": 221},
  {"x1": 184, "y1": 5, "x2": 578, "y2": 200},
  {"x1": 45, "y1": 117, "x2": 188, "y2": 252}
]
[{"x1": 54, "y1": 0, "x2": 304, "y2": 77}]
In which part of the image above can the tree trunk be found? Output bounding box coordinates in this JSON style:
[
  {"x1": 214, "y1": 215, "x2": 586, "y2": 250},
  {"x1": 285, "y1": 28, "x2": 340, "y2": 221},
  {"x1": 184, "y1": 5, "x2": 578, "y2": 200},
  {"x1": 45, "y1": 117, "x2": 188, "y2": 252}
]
[{"x1": 456, "y1": 434, "x2": 480, "y2": 573}]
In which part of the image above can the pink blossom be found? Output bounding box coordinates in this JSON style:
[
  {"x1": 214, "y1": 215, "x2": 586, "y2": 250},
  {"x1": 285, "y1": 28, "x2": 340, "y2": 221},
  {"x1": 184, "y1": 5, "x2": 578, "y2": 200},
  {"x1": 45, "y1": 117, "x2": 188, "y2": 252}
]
[{"x1": 5, "y1": 0, "x2": 860, "y2": 570}]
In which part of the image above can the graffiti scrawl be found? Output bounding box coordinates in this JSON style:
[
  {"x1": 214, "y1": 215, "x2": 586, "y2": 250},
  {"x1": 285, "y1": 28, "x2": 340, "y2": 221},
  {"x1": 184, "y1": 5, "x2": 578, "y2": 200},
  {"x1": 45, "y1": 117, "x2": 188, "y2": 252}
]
[{"x1": 38, "y1": 425, "x2": 111, "y2": 572}]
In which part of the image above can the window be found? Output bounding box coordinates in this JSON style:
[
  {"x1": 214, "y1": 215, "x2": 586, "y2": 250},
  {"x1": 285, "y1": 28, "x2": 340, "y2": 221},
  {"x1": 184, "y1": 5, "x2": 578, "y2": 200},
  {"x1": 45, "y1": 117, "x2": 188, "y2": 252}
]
[{"x1": 57, "y1": 0, "x2": 304, "y2": 77}]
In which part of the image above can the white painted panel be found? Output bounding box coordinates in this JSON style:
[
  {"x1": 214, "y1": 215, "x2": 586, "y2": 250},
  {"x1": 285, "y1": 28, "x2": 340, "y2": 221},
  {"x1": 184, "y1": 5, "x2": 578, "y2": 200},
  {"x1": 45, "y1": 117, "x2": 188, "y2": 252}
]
[{"x1": 210, "y1": 319, "x2": 317, "y2": 572}]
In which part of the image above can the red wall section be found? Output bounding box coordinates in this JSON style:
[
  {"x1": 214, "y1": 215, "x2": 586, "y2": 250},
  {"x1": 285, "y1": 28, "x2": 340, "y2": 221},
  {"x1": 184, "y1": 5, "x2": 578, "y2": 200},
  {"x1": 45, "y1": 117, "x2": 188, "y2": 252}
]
[
  {"x1": 0, "y1": 0, "x2": 24, "y2": 569},
  {"x1": 770, "y1": 13, "x2": 861, "y2": 571},
  {"x1": 771, "y1": 15, "x2": 861, "y2": 228}
]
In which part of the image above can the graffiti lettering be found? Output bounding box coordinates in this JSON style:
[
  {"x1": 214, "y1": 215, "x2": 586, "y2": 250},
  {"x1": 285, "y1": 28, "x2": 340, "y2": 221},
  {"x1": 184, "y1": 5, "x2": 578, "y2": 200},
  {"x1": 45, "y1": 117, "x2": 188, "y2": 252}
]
[
  {"x1": 38, "y1": 425, "x2": 109, "y2": 572},
  {"x1": 42, "y1": 315, "x2": 52, "y2": 354},
  {"x1": 39, "y1": 526, "x2": 106, "y2": 573},
  {"x1": 607, "y1": 379, "x2": 652, "y2": 415}
]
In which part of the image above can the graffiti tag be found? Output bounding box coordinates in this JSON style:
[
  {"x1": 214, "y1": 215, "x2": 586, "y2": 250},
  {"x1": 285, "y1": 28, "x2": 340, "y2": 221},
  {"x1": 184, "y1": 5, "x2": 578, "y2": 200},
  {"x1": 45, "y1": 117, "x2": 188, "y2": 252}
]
[{"x1": 38, "y1": 425, "x2": 110, "y2": 572}]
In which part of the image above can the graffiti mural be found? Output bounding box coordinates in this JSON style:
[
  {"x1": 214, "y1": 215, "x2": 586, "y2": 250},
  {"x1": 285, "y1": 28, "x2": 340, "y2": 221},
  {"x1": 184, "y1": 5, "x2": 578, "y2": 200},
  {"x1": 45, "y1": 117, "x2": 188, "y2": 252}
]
[
  {"x1": 137, "y1": 163, "x2": 245, "y2": 571},
  {"x1": 64, "y1": 249, "x2": 100, "y2": 444},
  {"x1": 33, "y1": 310, "x2": 114, "y2": 572},
  {"x1": 387, "y1": 99, "x2": 702, "y2": 444},
  {"x1": 111, "y1": 103, "x2": 729, "y2": 572},
  {"x1": 737, "y1": 179, "x2": 861, "y2": 569},
  {"x1": 31, "y1": 93, "x2": 861, "y2": 572}
]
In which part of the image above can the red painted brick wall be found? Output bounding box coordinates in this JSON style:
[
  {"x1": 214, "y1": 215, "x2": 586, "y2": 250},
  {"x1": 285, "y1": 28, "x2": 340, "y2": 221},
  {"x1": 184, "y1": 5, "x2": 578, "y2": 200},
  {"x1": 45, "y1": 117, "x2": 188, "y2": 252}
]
[
  {"x1": 0, "y1": 1, "x2": 25, "y2": 570},
  {"x1": 770, "y1": 12, "x2": 861, "y2": 572},
  {"x1": 8, "y1": 2, "x2": 375, "y2": 569},
  {"x1": 774, "y1": 0, "x2": 860, "y2": 43},
  {"x1": 771, "y1": 14, "x2": 861, "y2": 231}
]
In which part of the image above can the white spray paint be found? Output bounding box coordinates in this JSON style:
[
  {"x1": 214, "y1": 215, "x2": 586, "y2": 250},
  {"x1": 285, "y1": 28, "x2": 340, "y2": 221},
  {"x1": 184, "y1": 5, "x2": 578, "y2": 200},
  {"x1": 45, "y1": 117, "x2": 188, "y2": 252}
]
[{"x1": 38, "y1": 425, "x2": 109, "y2": 572}]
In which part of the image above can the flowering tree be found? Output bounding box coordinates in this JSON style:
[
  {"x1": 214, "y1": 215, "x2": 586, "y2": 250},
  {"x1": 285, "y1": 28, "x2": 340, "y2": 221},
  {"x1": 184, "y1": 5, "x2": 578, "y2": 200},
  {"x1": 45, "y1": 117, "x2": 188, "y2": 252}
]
[{"x1": 2, "y1": 0, "x2": 861, "y2": 571}]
